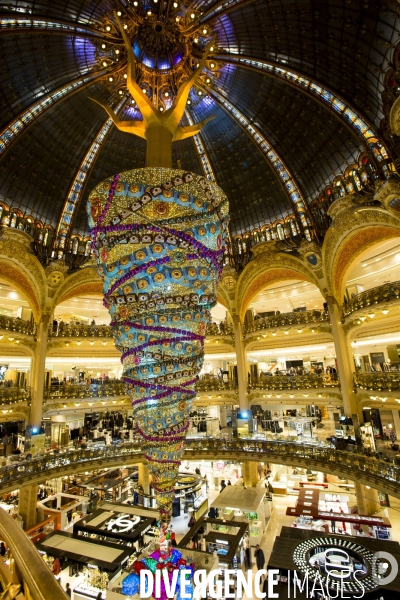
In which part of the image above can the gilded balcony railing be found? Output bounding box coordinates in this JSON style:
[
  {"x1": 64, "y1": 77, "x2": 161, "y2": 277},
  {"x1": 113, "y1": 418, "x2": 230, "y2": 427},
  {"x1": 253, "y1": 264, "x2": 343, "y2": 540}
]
[
  {"x1": 243, "y1": 309, "x2": 329, "y2": 334},
  {"x1": 0, "y1": 315, "x2": 35, "y2": 335},
  {"x1": 43, "y1": 381, "x2": 127, "y2": 400},
  {"x1": 49, "y1": 323, "x2": 113, "y2": 338},
  {"x1": 249, "y1": 374, "x2": 339, "y2": 389},
  {"x1": 0, "y1": 439, "x2": 399, "y2": 498},
  {"x1": 195, "y1": 378, "x2": 238, "y2": 392},
  {"x1": 206, "y1": 322, "x2": 233, "y2": 336},
  {"x1": 353, "y1": 371, "x2": 400, "y2": 391},
  {"x1": 342, "y1": 280, "x2": 400, "y2": 318},
  {"x1": 0, "y1": 508, "x2": 67, "y2": 600},
  {"x1": 50, "y1": 322, "x2": 232, "y2": 338},
  {"x1": 0, "y1": 386, "x2": 31, "y2": 405}
]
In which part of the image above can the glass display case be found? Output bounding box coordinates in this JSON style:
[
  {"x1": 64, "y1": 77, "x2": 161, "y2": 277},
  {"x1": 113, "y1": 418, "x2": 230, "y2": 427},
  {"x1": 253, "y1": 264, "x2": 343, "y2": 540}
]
[{"x1": 249, "y1": 520, "x2": 263, "y2": 546}]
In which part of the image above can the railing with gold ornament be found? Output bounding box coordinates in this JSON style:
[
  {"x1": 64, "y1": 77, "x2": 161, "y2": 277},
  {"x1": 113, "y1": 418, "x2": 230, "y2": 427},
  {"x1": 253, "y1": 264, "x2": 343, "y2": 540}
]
[
  {"x1": 0, "y1": 387, "x2": 31, "y2": 405},
  {"x1": 0, "y1": 315, "x2": 36, "y2": 335},
  {"x1": 249, "y1": 374, "x2": 339, "y2": 390},
  {"x1": 0, "y1": 438, "x2": 399, "y2": 498},
  {"x1": 49, "y1": 322, "x2": 231, "y2": 338},
  {"x1": 243, "y1": 309, "x2": 330, "y2": 334},
  {"x1": 353, "y1": 371, "x2": 400, "y2": 391},
  {"x1": 0, "y1": 507, "x2": 67, "y2": 600},
  {"x1": 342, "y1": 281, "x2": 400, "y2": 318},
  {"x1": 43, "y1": 381, "x2": 126, "y2": 400}
]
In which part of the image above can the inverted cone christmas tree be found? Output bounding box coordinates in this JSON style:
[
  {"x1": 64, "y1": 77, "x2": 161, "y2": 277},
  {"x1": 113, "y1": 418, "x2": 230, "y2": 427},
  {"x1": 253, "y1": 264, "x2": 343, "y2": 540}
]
[{"x1": 87, "y1": 15, "x2": 229, "y2": 531}]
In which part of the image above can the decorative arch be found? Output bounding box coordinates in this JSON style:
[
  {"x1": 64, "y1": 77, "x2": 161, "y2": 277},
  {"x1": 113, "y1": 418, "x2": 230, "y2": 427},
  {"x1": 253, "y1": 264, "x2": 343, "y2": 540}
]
[
  {"x1": 0, "y1": 258, "x2": 41, "y2": 319},
  {"x1": 332, "y1": 225, "x2": 400, "y2": 300},
  {"x1": 237, "y1": 259, "x2": 320, "y2": 321},
  {"x1": 53, "y1": 268, "x2": 102, "y2": 308}
]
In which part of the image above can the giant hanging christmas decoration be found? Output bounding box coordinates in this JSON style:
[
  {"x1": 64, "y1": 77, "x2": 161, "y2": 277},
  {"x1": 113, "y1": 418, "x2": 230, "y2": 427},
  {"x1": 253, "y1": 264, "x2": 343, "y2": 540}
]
[
  {"x1": 88, "y1": 169, "x2": 228, "y2": 524},
  {"x1": 87, "y1": 13, "x2": 229, "y2": 531}
]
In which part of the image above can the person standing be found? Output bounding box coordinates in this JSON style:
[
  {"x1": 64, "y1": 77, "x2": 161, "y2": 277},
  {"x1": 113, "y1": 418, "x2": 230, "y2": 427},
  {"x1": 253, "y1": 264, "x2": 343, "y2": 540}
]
[
  {"x1": 65, "y1": 583, "x2": 71, "y2": 597},
  {"x1": 254, "y1": 544, "x2": 265, "y2": 571}
]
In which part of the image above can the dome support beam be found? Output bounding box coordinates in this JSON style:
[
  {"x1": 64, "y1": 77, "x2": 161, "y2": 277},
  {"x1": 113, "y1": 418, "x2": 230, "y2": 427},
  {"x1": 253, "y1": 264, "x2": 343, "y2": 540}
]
[
  {"x1": 0, "y1": 15, "x2": 121, "y2": 41},
  {"x1": 215, "y1": 54, "x2": 388, "y2": 155},
  {"x1": 53, "y1": 96, "x2": 128, "y2": 252},
  {"x1": 185, "y1": 109, "x2": 216, "y2": 182},
  {"x1": 183, "y1": 0, "x2": 258, "y2": 33},
  {"x1": 0, "y1": 69, "x2": 109, "y2": 158},
  {"x1": 204, "y1": 85, "x2": 315, "y2": 238}
]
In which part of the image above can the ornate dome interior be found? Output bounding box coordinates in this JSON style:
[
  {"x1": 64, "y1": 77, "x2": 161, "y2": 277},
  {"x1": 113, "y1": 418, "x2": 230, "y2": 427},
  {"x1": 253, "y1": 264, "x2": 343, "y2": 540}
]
[{"x1": 1, "y1": 0, "x2": 400, "y2": 266}]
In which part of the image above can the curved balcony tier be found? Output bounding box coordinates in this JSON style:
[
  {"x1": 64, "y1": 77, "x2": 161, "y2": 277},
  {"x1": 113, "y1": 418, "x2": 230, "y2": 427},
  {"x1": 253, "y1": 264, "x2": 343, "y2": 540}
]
[
  {"x1": 354, "y1": 371, "x2": 400, "y2": 391},
  {"x1": 243, "y1": 310, "x2": 330, "y2": 335},
  {"x1": 0, "y1": 438, "x2": 399, "y2": 499},
  {"x1": 342, "y1": 281, "x2": 400, "y2": 318}
]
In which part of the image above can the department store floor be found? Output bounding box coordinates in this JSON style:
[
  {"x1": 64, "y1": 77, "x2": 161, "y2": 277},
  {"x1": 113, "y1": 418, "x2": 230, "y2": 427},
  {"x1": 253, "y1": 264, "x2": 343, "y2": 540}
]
[{"x1": 174, "y1": 463, "x2": 400, "y2": 599}]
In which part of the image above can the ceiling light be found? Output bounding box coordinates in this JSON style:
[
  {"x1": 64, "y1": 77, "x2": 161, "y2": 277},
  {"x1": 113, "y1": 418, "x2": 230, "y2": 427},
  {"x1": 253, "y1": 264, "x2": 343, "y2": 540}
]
[
  {"x1": 8, "y1": 337, "x2": 14, "y2": 342},
  {"x1": 210, "y1": 62, "x2": 216, "y2": 68},
  {"x1": 202, "y1": 28, "x2": 207, "y2": 34},
  {"x1": 119, "y1": 90, "x2": 123, "y2": 94},
  {"x1": 198, "y1": 90, "x2": 203, "y2": 96},
  {"x1": 124, "y1": 73, "x2": 127, "y2": 79},
  {"x1": 206, "y1": 77, "x2": 211, "y2": 83},
  {"x1": 297, "y1": 328, "x2": 303, "y2": 333},
  {"x1": 134, "y1": 1, "x2": 138, "y2": 5},
  {"x1": 117, "y1": 11, "x2": 122, "y2": 16},
  {"x1": 108, "y1": 76, "x2": 114, "y2": 82},
  {"x1": 164, "y1": 92, "x2": 169, "y2": 97},
  {"x1": 284, "y1": 330, "x2": 289, "y2": 335},
  {"x1": 142, "y1": 88, "x2": 147, "y2": 93},
  {"x1": 102, "y1": 341, "x2": 107, "y2": 346},
  {"x1": 115, "y1": 49, "x2": 120, "y2": 55},
  {"x1": 89, "y1": 341, "x2": 94, "y2": 345},
  {"x1": 124, "y1": 23, "x2": 128, "y2": 29},
  {"x1": 210, "y1": 46, "x2": 214, "y2": 51},
  {"x1": 106, "y1": 25, "x2": 111, "y2": 31},
  {"x1": 159, "y1": 106, "x2": 164, "y2": 111},
  {"x1": 194, "y1": 37, "x2": 199, "y2": 43},
  {"x1": 368, "y1": 310, "x2": 375, "y2": 318},
  {"x1": 102, "y1": 61, "x2": 108, "y2": 67},
  {"x1": 101, "y1": 44, "x2": 106, "y2": 49},
  {"x1": 187, "y1": 99, "x2": 191, "y2": 105},
  {"x1": 382, "y1": 307, "x2": 389, "y2": 315},
  {"x1": 190, "y1": 13, "x2": 195, "y2": 19},
  {"x1": 147, "y1": 10, "x2": 151, "y2": 15},
  {"x1": 173, "y1": 1, "x2": 178, "y2": 6}
]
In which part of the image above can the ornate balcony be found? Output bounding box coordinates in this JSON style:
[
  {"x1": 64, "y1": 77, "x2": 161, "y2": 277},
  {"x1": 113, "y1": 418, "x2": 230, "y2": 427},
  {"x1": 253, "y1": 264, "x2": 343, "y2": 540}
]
[
  {"x1": 0, "y1": 386, "x2": 31, "y2": 405},
  {"x1": 49, "y1": 323, "x2": 113, "y2": 338},
  {"x1": 243, "y1": 309, "x2": 329, "y2": 334},
  {"x1": 353, "y1": 371, "x2": 400, "y2": 391},
  {"x1": 249, "y1": 374, "x2": 339, "y2": 390},
  {"x1": 0, "y1": 438, "x2": 399, "y2": 499},
  {"x1": 0, "y1": 315, "x2": 35, "y2": 335},
  {"x1": 43, "y1": 381, "x2": 127, "y2": 400},
  {"x1": 195, "y1": 378, "x2": 238, "y2": 392},
  {"x1": 50, "y1": 322, "x2": 231, "y2": 338},
  {"x1": 342, "y1": 280, "x2": 400, "y2": 318}
]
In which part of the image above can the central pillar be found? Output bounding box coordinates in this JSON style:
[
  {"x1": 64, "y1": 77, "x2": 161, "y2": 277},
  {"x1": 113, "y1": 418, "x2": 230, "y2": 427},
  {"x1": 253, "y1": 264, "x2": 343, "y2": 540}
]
[
  {"x1": 18, "y1": 484, "x2": 38, "y2": 530},
  {"x1": 138, "y1": 463, "x2": 150, "y2": 495},
  {"x1": 30, "y1": 314, "x2": 49, "y2": 428},
  {"x1": 354, "y1": 482, "x2": 380, "y2": 515},
  {"x1": 326, "y1": 297, "x2": 359, "y2": 419},
  {"x1": 233, "y1": 316, "x2": 249, "y2": 409},
  {"x1": 242, "y1": 462, "x2": 259, "y2": 487}
]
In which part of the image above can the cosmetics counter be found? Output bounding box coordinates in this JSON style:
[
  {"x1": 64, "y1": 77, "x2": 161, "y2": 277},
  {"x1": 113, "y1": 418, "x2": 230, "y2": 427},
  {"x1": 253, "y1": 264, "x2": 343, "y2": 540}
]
[
  {"x1": 178, "y1": 516, "x2": 248, "y2": 570},
  {"x1": 76, "y1": 468, "x2": 134, "y2": 503},
  {"x1": 37, "y1": 493, "x2": 88, "y2": 530},
  {"x1": 209, "y1": 485, "x2": 269, "y2": 546},
  {"x1": 286, "y1": 488, "x2": 391, "y2": 539},
  {"x1": 137, "y1": 472, "x2": 208, "y2": 520},
  {"x1": 267, "y1": 526, "x2": 400, "y2": 599},
  {"x1": 36, "y1": 530, "x2": 134, "y2": 600}
]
